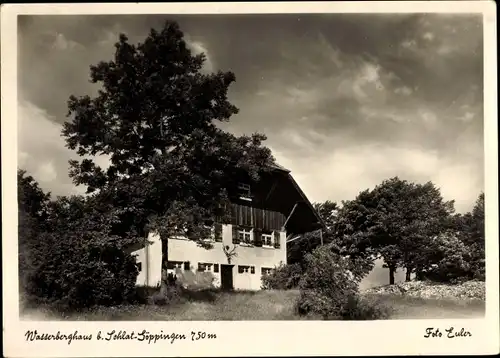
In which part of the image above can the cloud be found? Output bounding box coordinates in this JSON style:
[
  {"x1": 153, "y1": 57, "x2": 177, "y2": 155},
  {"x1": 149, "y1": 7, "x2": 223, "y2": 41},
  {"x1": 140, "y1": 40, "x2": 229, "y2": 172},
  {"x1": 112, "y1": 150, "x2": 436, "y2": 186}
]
[
  {"x1": 51, "y1": 32, "x2": 83, "y2": 51},
  {"x1": 394, "y1": 86, "x2": 413, "y2": 96},
  {"x1": 422, "y1": 32, "x2": 435, "y2": 41},
  {"x1": 185, "y1": 35, "x2": 215, "y2": 73},
  {"x1": 18, "y1": 13, "x2": 484, "y2": 215},
  {"x1": 18, "y1": 100, "x2": 109, "y2": 197},
  {"x1": 272, "y1": 140, "x2": 482, "y2": 213}
]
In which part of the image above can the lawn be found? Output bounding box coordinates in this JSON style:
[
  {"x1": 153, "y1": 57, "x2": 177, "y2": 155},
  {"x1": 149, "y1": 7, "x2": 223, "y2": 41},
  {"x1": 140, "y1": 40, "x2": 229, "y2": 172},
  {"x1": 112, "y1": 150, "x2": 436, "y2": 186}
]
[{"x1": 21, "y1": 289, "x2": 485, "y2": 321}]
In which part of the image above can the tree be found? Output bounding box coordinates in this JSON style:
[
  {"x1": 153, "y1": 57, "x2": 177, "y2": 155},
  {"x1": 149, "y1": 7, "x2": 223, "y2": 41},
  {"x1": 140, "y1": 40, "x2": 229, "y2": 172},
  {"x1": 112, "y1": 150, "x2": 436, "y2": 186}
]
[
  {"x1": 61, "y1": 20, "x2": 275, "y2": 289},
  {"x1": 287, "y1": 201, "x2": 338, "y2": 266},
  {"x1": 24, "y1": 194, "x2": 139, "y2": 307},
  {"x1": 452, "y1": 192, "x2": 485, "y2": 280},
  {"x1": 333, "y1": 178, "x2": 454, "y2": 284},
  {"x1": 18, "y1": 169, "x2": 51, "y2": 222},
  {"x1": 18, "y1": 170, "x2": 51, "y2": 296}
]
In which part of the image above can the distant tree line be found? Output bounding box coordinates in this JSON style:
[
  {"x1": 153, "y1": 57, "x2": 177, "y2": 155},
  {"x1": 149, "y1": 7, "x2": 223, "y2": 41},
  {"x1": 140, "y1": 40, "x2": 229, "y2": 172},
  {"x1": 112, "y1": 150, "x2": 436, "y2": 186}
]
[{"x1": 285, "y1": 178, "x2": 485, "y2": 285}]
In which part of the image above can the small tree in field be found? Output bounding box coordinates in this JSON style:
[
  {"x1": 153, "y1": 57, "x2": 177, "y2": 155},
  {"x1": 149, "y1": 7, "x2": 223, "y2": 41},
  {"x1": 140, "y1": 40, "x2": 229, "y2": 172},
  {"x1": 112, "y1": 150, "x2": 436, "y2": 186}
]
[{"x1": 62, "y1": 21, "x2": 274, "y2": 291}]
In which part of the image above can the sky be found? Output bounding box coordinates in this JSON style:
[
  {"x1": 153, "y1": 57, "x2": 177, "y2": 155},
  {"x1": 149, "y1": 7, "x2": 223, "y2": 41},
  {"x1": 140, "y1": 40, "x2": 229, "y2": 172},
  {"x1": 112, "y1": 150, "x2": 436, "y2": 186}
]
[
  {"x1": 18, "y1": 14, "x2": 484, "y2": 214},
  {"x1": 17, "y1": 13, "x2": 484, "y2": 288}
]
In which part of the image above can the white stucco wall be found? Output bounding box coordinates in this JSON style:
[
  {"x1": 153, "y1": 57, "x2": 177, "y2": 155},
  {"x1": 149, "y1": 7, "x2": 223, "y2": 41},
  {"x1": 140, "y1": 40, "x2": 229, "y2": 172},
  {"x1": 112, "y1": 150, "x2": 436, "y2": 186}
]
[
  {"x1": 133, "y1": 224, "x2": 287, "y2": 290},
  {"x1": 131, "y1": 233, "x2": 162, "y2": 287}
]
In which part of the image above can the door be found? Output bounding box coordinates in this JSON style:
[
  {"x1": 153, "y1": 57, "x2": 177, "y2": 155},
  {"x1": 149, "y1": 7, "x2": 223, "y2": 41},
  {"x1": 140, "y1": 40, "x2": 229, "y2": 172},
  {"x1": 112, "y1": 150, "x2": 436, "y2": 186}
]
[{"x1": 221, "y1": 264, "x2": 234, "y2": 291}]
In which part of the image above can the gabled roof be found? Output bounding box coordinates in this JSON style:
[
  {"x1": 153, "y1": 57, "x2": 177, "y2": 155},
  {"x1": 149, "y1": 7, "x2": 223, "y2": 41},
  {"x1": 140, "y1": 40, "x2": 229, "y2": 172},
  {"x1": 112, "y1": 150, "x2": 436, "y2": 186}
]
[{"x1": 267, "y1": 161, "x2": 326, "y2": 234}]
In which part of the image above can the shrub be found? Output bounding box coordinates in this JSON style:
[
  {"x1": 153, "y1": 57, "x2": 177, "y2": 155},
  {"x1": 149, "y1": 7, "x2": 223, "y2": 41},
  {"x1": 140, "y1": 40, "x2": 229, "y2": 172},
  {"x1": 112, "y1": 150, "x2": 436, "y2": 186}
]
[
  {"x1": 23, "y1": 231, "x2": 139, "y2": 310},
  {"x1": 148, "y1": 285, "x2": 183, "y2": 306},
  {"x1": 341, "y1": 295, "x2": 391, "y2": 320},
  {"x1": 296, "y1": 246, "x2": 360, "y2": 319},
  {"x1": 261, "y1": 263, "x2": 303, "y2": 290}
]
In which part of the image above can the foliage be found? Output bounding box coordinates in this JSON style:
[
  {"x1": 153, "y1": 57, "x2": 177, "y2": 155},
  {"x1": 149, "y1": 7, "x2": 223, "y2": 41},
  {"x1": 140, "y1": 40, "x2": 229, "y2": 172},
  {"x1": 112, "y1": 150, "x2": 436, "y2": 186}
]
[
  {"x1": 61, "y1": 20, "x2": 274, "y2": 283},
  {"x1": 287, "y1": 201, "x2": 338, "y2": 266},
  {"x1": 17, "y1": 169, "x2": 51, "y2": 221},
  {"x1": 261, "y1": 263, "x2": 303, "y2": 290},
  {"x1": 20, "y1": 192, "x2": 140, "y2": 309},
  {"x1": 418, "y1": 232, "x2": 473, "y2": 283},
  {"x1": 340, "y1": 295, "x2": 392, "y2": 320},
  {"x1": 333, "y1": 177, "x2": 455, "y2": 284},
  {"x1": 18, "y1": 170, "x2": 51, "y2": 297},
  {"x1": 296, "y1": 246, "x2": 360, "y2": 319},
  {"x1": 453, "y1": 193, "x2": 485, "y2": 280}
]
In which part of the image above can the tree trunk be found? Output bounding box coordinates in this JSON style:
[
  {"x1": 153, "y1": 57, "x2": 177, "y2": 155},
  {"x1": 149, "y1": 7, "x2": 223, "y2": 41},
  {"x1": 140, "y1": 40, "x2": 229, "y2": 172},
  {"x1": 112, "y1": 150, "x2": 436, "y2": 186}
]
[
  {"x1": 405, "y1": 267, "x2": 412, "y2": 282},
  {"x1": 389, "y1": 266, "x2": 396, "y2": 285},
  {"x1": 160, "y1": 237, "x2": 169, "y2": 295}
]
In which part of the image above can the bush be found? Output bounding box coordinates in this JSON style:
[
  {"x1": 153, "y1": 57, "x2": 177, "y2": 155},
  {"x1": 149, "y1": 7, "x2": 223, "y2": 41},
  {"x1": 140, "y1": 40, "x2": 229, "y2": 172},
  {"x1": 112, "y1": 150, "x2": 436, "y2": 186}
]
[
  {"x1": 23, "y1": 231, "x2": 139, "y2": 310},
  {"x1": 296, "y1": 246, "x2": 360, "y2": 319},
  {"x1": 341, "y1": 295, "x2": 391, "y2": 320},
  {"x1": 148, "y1": 285, "x2": 183, "y2": 306},
  {"x1": 261, "y1": 263, "x2": 303, "y2": 290}
]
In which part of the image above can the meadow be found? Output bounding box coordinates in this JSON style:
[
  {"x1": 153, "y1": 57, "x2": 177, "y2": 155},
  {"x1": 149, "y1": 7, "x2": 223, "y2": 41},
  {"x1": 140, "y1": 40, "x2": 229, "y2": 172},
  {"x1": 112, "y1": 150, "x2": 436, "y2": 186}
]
[{"x1": 21, "y1": 288, "x2": 485, "y2": 321}]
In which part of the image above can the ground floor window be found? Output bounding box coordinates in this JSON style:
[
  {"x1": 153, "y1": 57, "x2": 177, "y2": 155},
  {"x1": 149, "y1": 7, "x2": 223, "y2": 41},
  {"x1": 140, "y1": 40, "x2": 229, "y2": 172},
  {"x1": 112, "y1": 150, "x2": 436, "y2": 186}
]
[
  {"x1": 261, "y1": 267, "x2": 273, "y2": 276},
  {"x1": 167, "y1": 261, "x2": 190, "y2": 270},
  {"x1": 238, "y1": 265, "x2": 255, "y2": 274},
  {"x1": 198, "y1": 262, "x2": 219, "y2": 273}
]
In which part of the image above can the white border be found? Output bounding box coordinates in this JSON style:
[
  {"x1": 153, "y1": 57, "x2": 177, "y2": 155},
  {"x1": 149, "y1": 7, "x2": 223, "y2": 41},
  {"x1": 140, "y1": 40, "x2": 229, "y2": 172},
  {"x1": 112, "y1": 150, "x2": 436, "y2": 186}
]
[{"x1": 2, "y1": 2, "x2": 498, "y2": 357}]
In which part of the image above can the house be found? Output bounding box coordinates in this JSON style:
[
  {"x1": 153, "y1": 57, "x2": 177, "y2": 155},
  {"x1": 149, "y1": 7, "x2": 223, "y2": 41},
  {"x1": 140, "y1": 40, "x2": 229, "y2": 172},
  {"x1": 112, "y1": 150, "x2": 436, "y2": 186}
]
[{"x1": 131, "y1": 163, "x2": 324, "y2": 290}]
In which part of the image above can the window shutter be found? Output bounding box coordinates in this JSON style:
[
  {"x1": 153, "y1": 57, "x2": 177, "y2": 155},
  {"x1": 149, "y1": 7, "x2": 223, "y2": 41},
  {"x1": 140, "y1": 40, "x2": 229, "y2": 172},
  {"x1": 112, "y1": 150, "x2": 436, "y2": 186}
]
[
  {"x1": 184, "y1": 261, "x2": 190, "y2": 271},
  {"x1": 273, "y1": 231, "x2": 281, "y2": 249},
  {"x1": 251, "y1": 266, "x2": 255, "y2": 274},
  {"x1": 253, "y1": 228, "x2": 263, "y2": 247},
  {"x1": 232, "y1": 225, "x2": 240, "y2": 244},
  {"x1": 214, "y1": 264, "x2": 219, "y2": 273},
  {"x1": 214, "y1": 223, "x2": 223, "y2": 242}
]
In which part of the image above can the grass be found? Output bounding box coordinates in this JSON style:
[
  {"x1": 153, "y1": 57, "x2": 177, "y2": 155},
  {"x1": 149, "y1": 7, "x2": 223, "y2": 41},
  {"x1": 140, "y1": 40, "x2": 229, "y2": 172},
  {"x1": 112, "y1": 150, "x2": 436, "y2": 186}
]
[
  {"x1": 362, "y1": 293, "x2": 485, "y2": 319},
  {"x1": 21, "y1": 288, "x2": 485, "y2": 321}
]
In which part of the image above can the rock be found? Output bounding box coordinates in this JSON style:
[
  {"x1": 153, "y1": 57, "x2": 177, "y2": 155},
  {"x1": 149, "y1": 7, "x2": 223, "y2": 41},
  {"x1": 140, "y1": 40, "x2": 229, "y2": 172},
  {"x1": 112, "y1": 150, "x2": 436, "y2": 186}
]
[{"x1": 364, "y1": 280, "x2": 485, "y2": 300}]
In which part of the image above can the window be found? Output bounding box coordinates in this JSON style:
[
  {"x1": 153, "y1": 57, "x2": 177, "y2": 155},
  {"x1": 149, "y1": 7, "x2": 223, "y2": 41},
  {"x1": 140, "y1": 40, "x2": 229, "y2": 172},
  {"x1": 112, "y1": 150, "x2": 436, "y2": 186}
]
[
  {"x1": 262, "y1": 232, "x2": 273, "y2": 247},
  {"x1": 261, "y1": 267, "x2": 273, "y2": 276},
  {"x1": 237, "y1": 182, "x2": 252, "y2": 200},
  {"x1": 167, "y1": 261, "x2": 185, "y2": 270},
  {"x1": 198, "y1": 262, "x2": 214, "y2": 272},
  {"x1": 238, "y1": 265, "x2": 255, "y2": 274},
  {"x1": 238, "y1": 228, "x2": 252, "y2": 244}
]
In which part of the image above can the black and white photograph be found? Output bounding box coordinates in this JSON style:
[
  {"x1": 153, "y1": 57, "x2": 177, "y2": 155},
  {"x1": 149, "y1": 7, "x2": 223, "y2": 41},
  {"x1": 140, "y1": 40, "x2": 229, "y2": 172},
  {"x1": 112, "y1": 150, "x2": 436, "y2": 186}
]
[{"x1": 2, "y1": 2, "x2": 499, "y2": 357}]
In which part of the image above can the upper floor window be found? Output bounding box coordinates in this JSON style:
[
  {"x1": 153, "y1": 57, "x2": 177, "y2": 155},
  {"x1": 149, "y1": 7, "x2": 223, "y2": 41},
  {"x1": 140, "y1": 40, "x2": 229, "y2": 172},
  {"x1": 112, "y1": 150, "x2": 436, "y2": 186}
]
[
  {"x1": 261, "y1": 232, "x2": 274, "y2": 247},
  {"x1": 238, "y1": 182, "x2": 252, "y2": 201},
  {"x1": 238, "y1": 227, "x2": 252, "y2": 244}
]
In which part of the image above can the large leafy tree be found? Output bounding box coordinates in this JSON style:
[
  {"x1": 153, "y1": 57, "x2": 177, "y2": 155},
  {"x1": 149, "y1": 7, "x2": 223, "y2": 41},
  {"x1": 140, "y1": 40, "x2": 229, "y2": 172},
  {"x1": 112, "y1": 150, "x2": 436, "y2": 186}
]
[
  {"x1": 62, "y1": 21, "x2": 274, "y2": 284},
  {"x1": 334, "y1": 178, "x2": 454, "y2": 284}
]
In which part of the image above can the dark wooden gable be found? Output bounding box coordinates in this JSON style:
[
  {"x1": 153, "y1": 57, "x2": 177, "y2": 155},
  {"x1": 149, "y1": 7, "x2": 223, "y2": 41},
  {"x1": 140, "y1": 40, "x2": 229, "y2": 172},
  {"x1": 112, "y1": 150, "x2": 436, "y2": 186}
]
[{"x1": 227, "y1": 169, "x2": 322, "y2": 235}]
